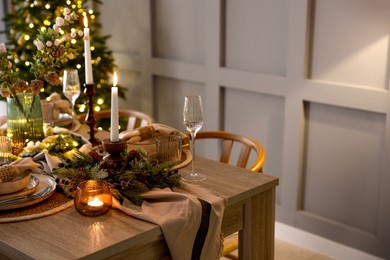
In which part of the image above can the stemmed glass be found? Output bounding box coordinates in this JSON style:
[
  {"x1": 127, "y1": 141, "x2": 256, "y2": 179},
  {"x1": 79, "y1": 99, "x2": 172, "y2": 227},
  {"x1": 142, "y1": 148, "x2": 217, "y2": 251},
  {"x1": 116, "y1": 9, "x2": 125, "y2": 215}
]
[
  {"x1": 182, "y1": 95, "x2": 206, "y2": 181},
  {"x1": 63, "y1": 69, "x2": 80, "y2": 129}
]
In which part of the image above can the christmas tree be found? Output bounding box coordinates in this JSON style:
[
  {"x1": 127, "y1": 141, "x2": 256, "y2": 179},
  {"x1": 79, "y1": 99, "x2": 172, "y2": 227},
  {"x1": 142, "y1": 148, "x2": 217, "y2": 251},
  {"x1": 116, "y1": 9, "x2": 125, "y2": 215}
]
[{"x1": 1, "y1": 0, "x2": 123, "y2": 114}]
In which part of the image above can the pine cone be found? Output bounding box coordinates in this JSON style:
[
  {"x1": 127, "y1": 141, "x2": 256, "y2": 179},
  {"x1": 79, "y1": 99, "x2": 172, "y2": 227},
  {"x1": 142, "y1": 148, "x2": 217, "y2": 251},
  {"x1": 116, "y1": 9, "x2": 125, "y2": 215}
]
[
  {"x1": 127, "y1": 150, "x2": 141, "y2": 162},
  {"x1": 50, "y1": 45, "x2": 65, "y2": 58},
  {"x1": 89, "y1": 150, "x2": 103, "y2": 163}
]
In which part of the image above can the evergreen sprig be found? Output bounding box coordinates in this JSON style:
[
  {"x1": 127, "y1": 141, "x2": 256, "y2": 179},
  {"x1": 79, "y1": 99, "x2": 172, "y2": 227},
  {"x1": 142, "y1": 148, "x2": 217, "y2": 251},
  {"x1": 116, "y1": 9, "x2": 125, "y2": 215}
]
[{"x1": 51, "y1": 148, "x2": 183, "y2": 206}]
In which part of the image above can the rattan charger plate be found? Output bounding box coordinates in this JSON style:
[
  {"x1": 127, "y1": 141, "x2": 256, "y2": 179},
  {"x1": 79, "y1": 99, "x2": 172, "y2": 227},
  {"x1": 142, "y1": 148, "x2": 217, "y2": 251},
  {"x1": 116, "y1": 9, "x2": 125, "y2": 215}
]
[{"x1": 0, "y1": 191, "x2": 73, "y2": 223}]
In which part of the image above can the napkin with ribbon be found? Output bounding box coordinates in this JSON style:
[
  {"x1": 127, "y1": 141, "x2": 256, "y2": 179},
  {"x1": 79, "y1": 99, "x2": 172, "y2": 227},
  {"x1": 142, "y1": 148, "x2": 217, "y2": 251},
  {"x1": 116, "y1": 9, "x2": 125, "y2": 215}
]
[
  {"x1": 46, "y1": 92, "x2": 72, "y2": 120},
  {"x1": 0, "y1": 157, "x2": 41, "y2": 183},
  {"x1": 119, "y1": 123, "x2": 190, "y2": 144},
  {"x1": 112, "y1": 183, "x2": 226, "y2": 260}
]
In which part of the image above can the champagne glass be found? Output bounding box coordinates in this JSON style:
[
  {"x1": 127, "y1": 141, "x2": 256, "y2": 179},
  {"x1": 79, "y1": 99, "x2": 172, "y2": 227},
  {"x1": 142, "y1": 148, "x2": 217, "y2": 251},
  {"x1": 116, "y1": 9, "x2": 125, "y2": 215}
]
[
  {"x1": 182, "y1": 95, "x2": 206, "y2": 181},
  {"x1": 63, "y1": 69, "x2": 80, "y2": 129}
]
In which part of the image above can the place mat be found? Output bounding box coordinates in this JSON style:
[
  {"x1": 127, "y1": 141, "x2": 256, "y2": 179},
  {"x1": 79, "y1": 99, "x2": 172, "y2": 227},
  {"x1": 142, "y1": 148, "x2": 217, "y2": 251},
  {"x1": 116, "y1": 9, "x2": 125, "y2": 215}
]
[{"x1": 0, "y1": 192, "x2": 73, "y2": 223}]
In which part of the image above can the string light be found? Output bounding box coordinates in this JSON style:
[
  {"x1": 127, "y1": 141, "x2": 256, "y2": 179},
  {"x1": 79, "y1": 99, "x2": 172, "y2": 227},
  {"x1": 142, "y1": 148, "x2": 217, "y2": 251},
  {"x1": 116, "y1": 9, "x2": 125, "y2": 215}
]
[
  {"x1": 97, "y1": 98, "x2": 104, "y2": 105},
  {"x1": 45, "y1": 4, "x2": 50, "y2": 9}
]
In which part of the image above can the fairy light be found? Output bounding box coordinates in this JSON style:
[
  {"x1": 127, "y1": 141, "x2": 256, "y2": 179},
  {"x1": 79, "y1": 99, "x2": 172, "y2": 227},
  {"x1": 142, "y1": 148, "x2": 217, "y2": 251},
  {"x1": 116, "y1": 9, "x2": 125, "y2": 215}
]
[
  {"x1": 97, "y1": 98, "x2": 104, "y2": 105},
  {"x1": 24, "y1": 35, "x2": 30, "y2": 41},
  {"x1": 66, "y1": 0, "x2": 71, "y2": 4},
  {"x1": 25, "y1": 61, "x2": 30, "y2": 66},
  {"x1": 79, "y1": 104, "x2": 86, "y2": 113},
  {"x1": 40, "y1": 27, "x2": 46, "y2": 32},
  {"x1": 94, "y1": 106, "x2": 101, "y2": 112},
  {"x1": 76, "y1": 64, "x2": 81, "y2": 69},
  {"x1": 45, "y1": 4, "x2": 50, "y2": 9},
  {"x1": 29, "y1": 23, "x2": 34, "y2": 28},
  {"x1": 44, "y1": 20, "x2": 50, "y2": 26},
  {"x1": 71, "y1": 39, "x2": 76, "y2": 44}
]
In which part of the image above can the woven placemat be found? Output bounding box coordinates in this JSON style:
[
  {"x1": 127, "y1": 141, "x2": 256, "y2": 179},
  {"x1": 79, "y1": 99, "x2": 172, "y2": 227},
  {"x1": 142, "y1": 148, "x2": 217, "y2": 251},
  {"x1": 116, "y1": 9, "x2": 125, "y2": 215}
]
[{"x1": 0, "y1": 192, "x2": 73, "y2": 223}]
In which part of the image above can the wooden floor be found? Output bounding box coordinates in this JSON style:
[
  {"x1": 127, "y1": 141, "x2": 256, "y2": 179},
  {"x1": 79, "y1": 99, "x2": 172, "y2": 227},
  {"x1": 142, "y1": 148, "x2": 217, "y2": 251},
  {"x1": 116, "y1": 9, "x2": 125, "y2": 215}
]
[{"x1": 220, "y1": 238, "x2": 334, "y2": 260}]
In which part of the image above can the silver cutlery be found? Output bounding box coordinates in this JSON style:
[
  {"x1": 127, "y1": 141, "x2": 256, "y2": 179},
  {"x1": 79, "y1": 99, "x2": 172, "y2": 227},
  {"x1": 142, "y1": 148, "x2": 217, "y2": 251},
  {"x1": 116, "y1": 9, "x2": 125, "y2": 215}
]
[{"x1": 0, "y1": 184, "x2": 51, "y2": 205}]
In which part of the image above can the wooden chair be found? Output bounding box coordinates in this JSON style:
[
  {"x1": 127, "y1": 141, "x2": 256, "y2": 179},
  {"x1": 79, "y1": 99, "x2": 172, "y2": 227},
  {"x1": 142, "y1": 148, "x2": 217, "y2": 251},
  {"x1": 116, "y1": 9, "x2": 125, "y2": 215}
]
[
  {"x1": 194, "y1": 131, "x2": 266, "y2": 259},
  {"x1": 78, "y1": 109, "x2": 155, "y2": 131}
]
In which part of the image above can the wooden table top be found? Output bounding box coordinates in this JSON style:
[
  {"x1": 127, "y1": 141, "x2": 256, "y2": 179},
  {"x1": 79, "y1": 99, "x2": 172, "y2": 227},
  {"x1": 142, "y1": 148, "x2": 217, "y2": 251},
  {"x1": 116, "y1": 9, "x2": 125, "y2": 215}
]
[{"x1": 0, "y1": 155, "x2": 278, "y2": 259}]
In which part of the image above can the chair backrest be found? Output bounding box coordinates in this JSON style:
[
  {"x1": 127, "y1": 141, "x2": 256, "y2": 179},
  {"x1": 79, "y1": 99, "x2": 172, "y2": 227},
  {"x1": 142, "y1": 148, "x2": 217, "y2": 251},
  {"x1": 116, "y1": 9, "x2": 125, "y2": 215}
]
[
  {"x1": 195, "y1": 131, "x2": 266, "y2": 172},
  {"x1": 78, "y1": 109, "x2": 155, "y2": 131}
]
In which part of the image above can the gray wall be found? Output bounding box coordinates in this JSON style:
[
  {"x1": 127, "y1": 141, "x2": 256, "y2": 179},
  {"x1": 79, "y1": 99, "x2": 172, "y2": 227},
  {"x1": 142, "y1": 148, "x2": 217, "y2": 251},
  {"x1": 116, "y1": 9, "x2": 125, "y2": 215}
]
[{"x1": 100, "y1": 1, "x2": 390, "y2": 258}]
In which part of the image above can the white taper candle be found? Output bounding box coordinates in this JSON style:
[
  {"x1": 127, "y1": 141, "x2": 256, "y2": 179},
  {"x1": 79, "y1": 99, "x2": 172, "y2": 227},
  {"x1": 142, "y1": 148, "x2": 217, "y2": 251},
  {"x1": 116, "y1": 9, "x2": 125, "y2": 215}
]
[{"x1": 110, "y1": 72, "x2": 119, "y2": 142}]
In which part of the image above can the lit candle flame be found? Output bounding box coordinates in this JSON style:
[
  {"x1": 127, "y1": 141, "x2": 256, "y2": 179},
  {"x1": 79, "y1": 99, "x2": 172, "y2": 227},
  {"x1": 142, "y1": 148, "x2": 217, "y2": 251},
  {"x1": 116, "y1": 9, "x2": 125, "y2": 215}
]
[
  {"x1": 113, "y1": 71, "x2": 117, "y2": 87},
  {"x1": 83, "y1": 16, "x2": 88, "y2": 28},
  {"x1": 88, "y1": 197, "x2": 103, "y2": 207}
]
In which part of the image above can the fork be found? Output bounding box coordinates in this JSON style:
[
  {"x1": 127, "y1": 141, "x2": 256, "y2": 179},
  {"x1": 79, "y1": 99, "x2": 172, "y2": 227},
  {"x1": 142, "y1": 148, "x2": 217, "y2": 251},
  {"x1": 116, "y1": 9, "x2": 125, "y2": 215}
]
[{"x1": 0, "y1": 185, "x2": 52, "y2": 205}]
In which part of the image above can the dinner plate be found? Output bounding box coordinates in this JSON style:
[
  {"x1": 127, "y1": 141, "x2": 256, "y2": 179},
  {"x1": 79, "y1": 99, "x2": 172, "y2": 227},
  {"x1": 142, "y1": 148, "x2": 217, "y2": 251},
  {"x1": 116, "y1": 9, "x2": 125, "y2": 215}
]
[
  {"x1": 0, "y1": 174, "x2": 56, "y2": 211},
  {"x1": 171, "y1": 148, "x2": 192, "y2": 170},
  {"x1": 0, "y1": 175, "x2": 39, "y2": 201}
]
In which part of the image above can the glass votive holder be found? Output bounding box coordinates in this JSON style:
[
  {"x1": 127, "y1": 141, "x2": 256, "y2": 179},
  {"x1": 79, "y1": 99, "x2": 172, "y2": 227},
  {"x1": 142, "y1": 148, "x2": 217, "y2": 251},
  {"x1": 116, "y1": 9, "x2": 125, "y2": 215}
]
[
  {"x1": 74, "y1": 180, "x2": 112, "y2": 217},
  {"x1": 40, "y1": 100, "x2": 54, "y2": 129},
  {"x1": 0, "y1": 136, "x2": 12, "y2": 164},
  {"x1": 156, "y1": 135, "x2": 182, "y2": 164}
]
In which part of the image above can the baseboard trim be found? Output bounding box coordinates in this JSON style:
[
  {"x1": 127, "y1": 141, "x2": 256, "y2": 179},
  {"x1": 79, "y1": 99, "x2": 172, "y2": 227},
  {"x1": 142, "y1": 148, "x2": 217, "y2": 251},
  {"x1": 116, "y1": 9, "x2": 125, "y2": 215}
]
[{"x1": 275, "y1": 222, "x2": 383, "y2": 260}]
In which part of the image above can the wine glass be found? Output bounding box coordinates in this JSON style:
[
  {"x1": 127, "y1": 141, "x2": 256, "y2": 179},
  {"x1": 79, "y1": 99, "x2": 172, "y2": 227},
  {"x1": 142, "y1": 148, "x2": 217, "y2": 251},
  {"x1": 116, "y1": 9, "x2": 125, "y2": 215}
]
[
  {"x1": 182, "y1": 95, "x2": 206, "y2": 181},
  {"x1": 63, "y1": 69, "x2": 80, "y2": 128}
]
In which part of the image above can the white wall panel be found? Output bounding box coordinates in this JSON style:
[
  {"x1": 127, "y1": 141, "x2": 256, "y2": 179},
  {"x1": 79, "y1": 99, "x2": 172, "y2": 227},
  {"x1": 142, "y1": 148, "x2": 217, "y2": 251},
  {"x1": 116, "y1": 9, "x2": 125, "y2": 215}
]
[
  {"x1": 153, "y1": 76, "x2": 205, "y2": 133},
  {"x1": 302, "y1": 102, "x2": 384, "y2": 234},
  {"x1": 225, "y1": 0, "x2": 288, "y2": 75},
  {"x1": 224, "y1": 88, "x2": 285, "y2": 203},
  {"x1": 310, "y1": 0, "x2": 390, "y2": 89},
  {"x1": 152, "y1": 0, "x2": 205, "y2": 64}
]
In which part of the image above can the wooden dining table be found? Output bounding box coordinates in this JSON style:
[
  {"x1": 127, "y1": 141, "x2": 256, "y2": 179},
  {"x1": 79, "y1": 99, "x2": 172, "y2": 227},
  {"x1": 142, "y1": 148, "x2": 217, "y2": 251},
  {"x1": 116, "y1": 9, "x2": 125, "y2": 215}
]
[{"x1": 0, "y1": 125, "x2": 278, "y2": 260}]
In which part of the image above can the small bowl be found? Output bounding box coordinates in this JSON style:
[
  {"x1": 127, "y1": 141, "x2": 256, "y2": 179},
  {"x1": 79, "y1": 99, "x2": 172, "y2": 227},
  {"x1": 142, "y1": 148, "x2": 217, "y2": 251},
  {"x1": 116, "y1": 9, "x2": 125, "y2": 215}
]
[{"x1": 0, "y1": 171, "x2": 31, "y2": 195}]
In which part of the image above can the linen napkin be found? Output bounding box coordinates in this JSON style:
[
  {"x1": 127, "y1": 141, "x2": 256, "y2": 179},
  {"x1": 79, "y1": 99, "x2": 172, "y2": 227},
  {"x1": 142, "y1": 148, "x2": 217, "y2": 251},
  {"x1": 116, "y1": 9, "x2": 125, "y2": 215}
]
[
  {"x1": 119, "y1": 123, "x2": 190, "y2": 144},
  {"x1": 46, "y1": 92, "x2": 72, "y2": 120},
  {"x1": 0, "y1": 157, "x2": 41, "y2": 183},
  {"x1": 112, "y1": 183, "x2": 226, "y2": 260}
]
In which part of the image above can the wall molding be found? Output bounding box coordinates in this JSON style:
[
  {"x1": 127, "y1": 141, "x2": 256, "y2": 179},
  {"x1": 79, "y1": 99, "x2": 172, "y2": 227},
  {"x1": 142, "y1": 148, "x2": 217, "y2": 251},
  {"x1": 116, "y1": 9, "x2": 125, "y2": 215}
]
[{"x1": 275, "y1": 222, "x2": 383, "y2": 260}]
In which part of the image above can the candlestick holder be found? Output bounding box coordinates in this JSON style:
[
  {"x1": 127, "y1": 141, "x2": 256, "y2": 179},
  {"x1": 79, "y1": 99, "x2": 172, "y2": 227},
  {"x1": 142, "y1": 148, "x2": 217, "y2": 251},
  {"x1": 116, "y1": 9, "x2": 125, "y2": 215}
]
[
  {"x1": 102, "y1": 138, "x2": 127, "y2": 163},
  {"x1": 84, "y1": 83, "x2": 100, "y2": 146}
]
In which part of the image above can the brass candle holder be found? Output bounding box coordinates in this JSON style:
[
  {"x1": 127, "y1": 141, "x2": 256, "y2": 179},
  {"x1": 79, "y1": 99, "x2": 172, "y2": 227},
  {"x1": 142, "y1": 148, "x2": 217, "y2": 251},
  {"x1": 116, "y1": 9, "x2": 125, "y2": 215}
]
[
  {"x1": 83, "y1": 83, "x2": 100, "y2": 146},
  {"x1": 74, "y1": 180, "x2": 112, "y2": 217}
]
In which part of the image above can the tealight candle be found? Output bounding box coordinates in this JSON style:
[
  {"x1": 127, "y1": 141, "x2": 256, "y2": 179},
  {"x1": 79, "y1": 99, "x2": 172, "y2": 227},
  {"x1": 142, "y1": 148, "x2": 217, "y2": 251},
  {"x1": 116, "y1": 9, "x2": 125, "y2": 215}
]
[{"x1": 74, "y1": 180, "x2": 112, "y2": 216}]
